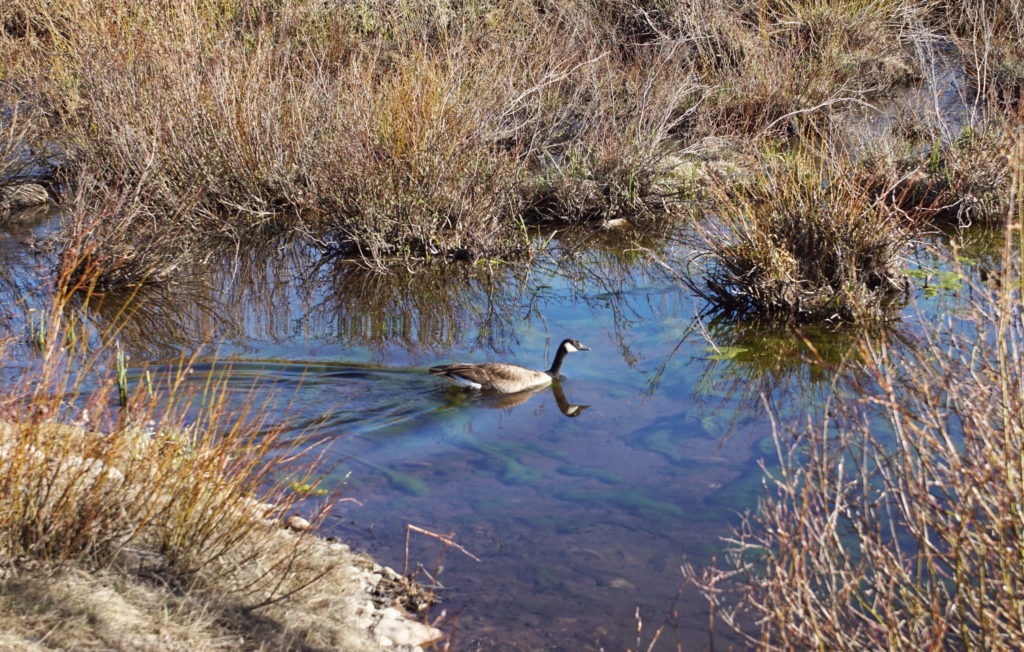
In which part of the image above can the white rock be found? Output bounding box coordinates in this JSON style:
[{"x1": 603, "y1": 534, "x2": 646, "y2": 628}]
[
  {"x1": 283, "y1": 515, "x2": 311, "y2": 532},
  {"x1": 372, "y1": 608, "x2": 443, "y2": 647},
  {"x1": 599, "y1": 217, "x2": 631, "y2": 230}
]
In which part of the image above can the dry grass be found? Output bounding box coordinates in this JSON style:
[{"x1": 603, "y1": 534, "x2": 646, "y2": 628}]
[
  {"x1": 0, "y1": 0, "x2": 707, "y2": 279},
  {"x1": 684, "y1": 150, "x2": 914, "y2": 322},
  {"x1": 0, "y1": 0, "x2": 947, "y2": 282},
  {"x1": 851, "y1": 109, "x2": 1021, "y2": 226},
  {"x1": 690, "y1": 138, "x2": 1024, "y2": 647},
  {"x1": 0, "y1": 531, "x2": 394, "y2": 651},
  {"x1": 0, "y1": 284, "x2": 412, "y2": 649},
  {"x1": 938, "y1": 0, "x2": 1024, "y2": 105},
  {"x1": 685, "y1": 0, "x2": 921, "y2": 133}
]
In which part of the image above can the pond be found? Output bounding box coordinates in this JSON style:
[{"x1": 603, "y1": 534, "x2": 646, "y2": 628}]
[{"x1": 0, "y1": 209, "x2": 990, "y2": 650}]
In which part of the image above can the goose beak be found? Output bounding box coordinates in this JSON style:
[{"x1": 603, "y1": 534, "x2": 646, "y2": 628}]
[{"x1": 578, "y1": 343, "x2": 590, "y2": 351}]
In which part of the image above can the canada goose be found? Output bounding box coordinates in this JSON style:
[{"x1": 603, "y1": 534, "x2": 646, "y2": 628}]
[{"x1": 429, "y1": 338, "x2": 590, "y2": 393}]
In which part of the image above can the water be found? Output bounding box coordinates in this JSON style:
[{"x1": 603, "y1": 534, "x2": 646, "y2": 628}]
[{"x1": 0, "y1": 208, "x2": 991, "y2": 650}]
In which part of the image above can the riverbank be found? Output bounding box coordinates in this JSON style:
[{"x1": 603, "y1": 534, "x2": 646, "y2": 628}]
[
  {"x1": 0, "y1": 519, "x2": 440, "y2": 650},
  {"x1": 0, "y1": 318, "x2": 443, "y2": 651}
]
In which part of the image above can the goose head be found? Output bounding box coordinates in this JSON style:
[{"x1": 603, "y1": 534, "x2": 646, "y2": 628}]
[{"x1": 560, "y1": 338, "x2": 590, "y2": 353}]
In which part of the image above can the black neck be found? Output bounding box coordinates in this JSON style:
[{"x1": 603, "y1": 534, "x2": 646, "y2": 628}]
[{"x1": 547, "y1": 344, "x2": 569, "y2": 377}]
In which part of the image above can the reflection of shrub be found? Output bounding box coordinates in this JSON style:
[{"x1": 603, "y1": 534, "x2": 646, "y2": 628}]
[
  {"x1": 686, "y1": 153, "x2": 911, "y2": 323},
  {"x1": 694, "y1": 232, "x2": 1024, "y2": 648},
  {"x1": 696, "y1": 319, "x2": 886, "y2": 410}
]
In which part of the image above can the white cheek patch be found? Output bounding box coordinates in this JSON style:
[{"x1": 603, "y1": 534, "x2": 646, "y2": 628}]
[
  {"x1": 564, "y1": 342, "x2": 579, "y2": 353},
  {"x1": 451, "y1": 375, "x2": 483, "y2": 390}
]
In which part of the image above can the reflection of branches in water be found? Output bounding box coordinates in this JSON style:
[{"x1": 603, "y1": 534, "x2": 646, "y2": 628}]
[
  {"x1": 320, "y1": 260, "x2": 532, "y2": 356},
  {"x1": 0, "y1": 205, "x2": 57, "y2": 335},
  {"x1": 66, "y1": 242, "x2": 537, "y2": 358},
  {"x1": 68, "y1": 243, "x2": 318, "y2": 357},
  {"x1": 693, "y1": 318, "x2": 911, "y2": 415},
  {"x1": 71, "y1": 278, "x2": 231, "y2": 358},
  {"x1": 53, "y1": 222, "x2": 697, "y2": 365},
  {"x1": 542, "y1": 223, "x2": 688, "y2": 368}
]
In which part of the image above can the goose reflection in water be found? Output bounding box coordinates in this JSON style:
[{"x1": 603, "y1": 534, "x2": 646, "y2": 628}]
[{"x1": 446, "y1": 382, "x2": 590, "y2": 417}]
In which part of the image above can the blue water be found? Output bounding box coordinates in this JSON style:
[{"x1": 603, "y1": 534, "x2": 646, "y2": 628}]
[{"x1": 0, "y1": 212, "x2": 987, "y2": 650}]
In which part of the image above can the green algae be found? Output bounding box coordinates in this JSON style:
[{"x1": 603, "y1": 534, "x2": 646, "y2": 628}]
[
  {"x1": 555, "y1": 465, "x2": 625, "y2": 485},
  {"x1": 553, "y1": 487, "x2": 686, "y2": 520},
  {"x1": 632, "y1": 428, "x2": 701, "y2": 466},
  {"x1": 357, "y1": 459, "x2": 430, "y2": 497}
]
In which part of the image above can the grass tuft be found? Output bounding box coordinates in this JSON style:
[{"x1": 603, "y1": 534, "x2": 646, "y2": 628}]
[{"x1": 685, "y1": 150, "x2": 913, "y2": 323}]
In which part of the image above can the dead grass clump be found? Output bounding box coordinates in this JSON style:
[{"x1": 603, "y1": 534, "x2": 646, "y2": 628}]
[
  {"x1": 685, "y1": 151, "x2": 912, "y2": 323},
  {"x1": 854, "y1": 112, "x2": 1021, "y2": 226},
  {"x1": 693, "y1": 221, "x2": 1024, "y2": 648},
  {"x1": 930, "y1": 121, "x2": 1020, "y2": 223},
  {"x1": 938, "y1": 0, "x2": 1024, "y2": 106},
  {"x1": 681, "y1": 0, "x2": 920, "y2": 134},
  {"x1": 12, "y1": 0, "x2": 702, "y2": 273}
]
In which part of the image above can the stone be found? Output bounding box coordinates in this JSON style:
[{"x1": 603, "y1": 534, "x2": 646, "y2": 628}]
[
  {"x1": 283, "y1": 515, "x2": 311, "y2": 532},
  {"x1": 599, "y1": 218, "x2": 631, "y2": 230},
  {"x1": 372, "y1": 608, "x2": 443, "y2": 647}
]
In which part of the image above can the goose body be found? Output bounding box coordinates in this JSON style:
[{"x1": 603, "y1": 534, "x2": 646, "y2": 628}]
[{"x1": 429, "y1": 338, "x2": 589, "y2": 394}]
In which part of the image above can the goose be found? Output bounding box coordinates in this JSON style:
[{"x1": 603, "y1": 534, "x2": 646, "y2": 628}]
[{"x1": 429, "y1": 338, "x2": 590, "y2": 393}]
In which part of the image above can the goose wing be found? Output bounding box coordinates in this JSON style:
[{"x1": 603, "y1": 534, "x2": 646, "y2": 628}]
[{"x1": 429, "y1": 362, "x2": 549, "y2": 392}]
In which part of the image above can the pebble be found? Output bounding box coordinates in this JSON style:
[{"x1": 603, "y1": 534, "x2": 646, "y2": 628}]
[{"x1": 283, "y1": 515, "x2": 311, "y2": 532}]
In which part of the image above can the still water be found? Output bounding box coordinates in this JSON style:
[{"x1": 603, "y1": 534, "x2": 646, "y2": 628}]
[{"x1": 0, "y1": 211, "x2": 980, "y2": 650}]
